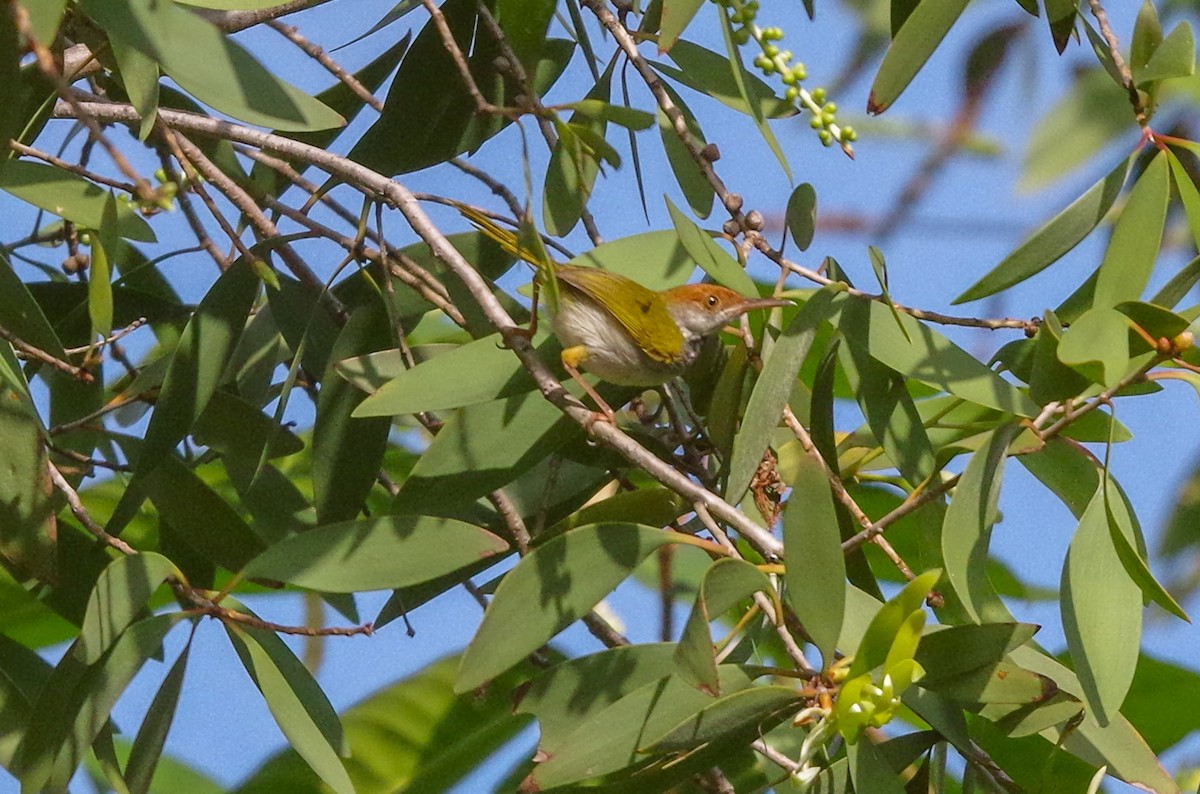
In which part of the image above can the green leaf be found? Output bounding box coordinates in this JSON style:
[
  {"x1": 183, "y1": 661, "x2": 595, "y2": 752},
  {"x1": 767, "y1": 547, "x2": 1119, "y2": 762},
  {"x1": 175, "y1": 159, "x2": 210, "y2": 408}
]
[
  {"x1": 563, "y1": 99, "x2": 655, "y2": 130},
  {"x1": 21, "y1": 0, "x2": 68, "y2": 45},
  {"x1": 867, "y1": 0, "x2": 972, "y2": 114},
  {"x1": 727, "y1": 288, "x2": 839, "y2": 503},
  {"x1": 657, "y1": 0, "x2": 705, "y2": 52},
  {"x1": 783, "y1": 452, "x2": 846, "y2": 666},
  {"x1": 0, "y1": 160, "x2": 155, "y2": 242},
  {"x1": 715, "y1": 4, "x2": 790, "y2": 179},
  {"x1": 16, "y1": 614, "x2": 180, "y2": 793},
  {"x1": 941, "y1": 425, "x2": 1020, "y2": 624},
  {"x1": 190, "y1": 390, "x2": 305, "y2": 472},
  {"x1": 657, "y1": 82, "x2": 714, "y2": 218},
  {"x1": 313, "y1": 300, "x2": 392, "y2": 525},
  {"x1": 0, "y1": 252, "x2": 64, "y2": 360},
  {"x1": 0, "y1": 356, "x2": 54, "y2": 581},
  {"x1": 568, "y1": 229, "x2": 694, "y2": 289},
  {"x1": 1056, "y1": 307, "x2": 1131, "y2": 388},
  {"x1": 79, "y1": 0, "x2": 343, "y2": 131},
  {"x1": 351, "y1": 333, "x2": 541, "y2": 416},
  {"x1": 1130, "y1": 0, "x2": 1163, "y2": 75},
  {"x1": 544, "y1": 66, "x2": 613, "y2": 237},
  {"x1": 665, "y1": 195, "x2": 757, "y2": 295},
  {"x1": 645, "y1": 685, "x2": 800, "y2": 751},
  {"x1": 1030, "y1": 311, "x2": 1093, "y2": 404},
  {"x1": 838, "y1": 301, "x2": 934, "y2": 486},
  {"x1": 527, "y1": 665, "x2": 758, "y2": 789},
  {"x1": 674, "y1": 558, "x2": 771, "y2": 693},
  {"x1": 914, "y1": 623, "x2": 1039, "y2": 684},
  {"x1": 1093, "y1": 150, "x2": 1169, "y2": 309},
  {"x1": 350, "y1": 0, "x2": 571, "y2": 174},
  {"x1": 1102, "y1": 476, "x2": 1188, "y2": 621},
  {"x1": 391, "y1": 387, "x2": 581, "y2": 513},
  {"x1": 927, "y1": 659, "x2": 1056, "y2": 706},
  {"x1": 1044, "y1": 0, "x2": 1077, "y2": 53},
  {"x1": 1136, "y1": 21, "x2": 1195, "y2": 84},
  {"x1": 1021, "y1": 70, "x2": 1133, "y2": 190},
  {"x1": 77, "y1": 553, "x2": 178, "y2": 665},
  {"x1": 87, "y1": 193, "x2": 118, "y2": 340},
  {"x1": 517, "y1": 644, "x2": 678, "y2": 751},
  {"x1": 848, "y1": 569, "x2": 941, "y2": 679},
  {"x1": 1005, "y1": 647, "x2": 1176, "y2": 792},
  {"x1": 225, "y1": 621, "x2": 352, "y2": 794},
  {"x1": 110, "y1": 35, "x2": 160, "y2": 140},
  {"x1": 456, "y1": 523, "x2": 684, "y2": 692},
  {"x1": 847, "y1": 735, "x2": 907, "y2": 794},
  {"x1": 0, "y1": 634, "x2": 51, "y2": 767},
  {"x1": 243, "y1": 516, "x2": 508, "y2": 592},
  {"x1": 1061, "y1": 484, "x2": 1142, "y2": 726},
  {"x1": 133, "y1": 260, "x2": 260, "y2": 479},
  {"x1": 1167, "y1": 149, "x2": 1200, "y2": 257},
  {"x1": 239, "y1": 653, "x2": 534, "y2": 794},
  {"x1": 785, "y1": 183, "x2": 817, "y2": 251},
  {"x1": 125, "y1": 644, "x2": 190, "y2": 794},
  {"x1": 865, "y1": 301, "x2": 1039, "y2": 417},
  {"x1": 656, "y1": 40, "x2": 795, "y2": 119},
  {"x1": 143, "y1": 456, "x2": 267, "y2": 571},
  {"x1": 955, "y1": 156, "x2": 1130, "y2": 304}
]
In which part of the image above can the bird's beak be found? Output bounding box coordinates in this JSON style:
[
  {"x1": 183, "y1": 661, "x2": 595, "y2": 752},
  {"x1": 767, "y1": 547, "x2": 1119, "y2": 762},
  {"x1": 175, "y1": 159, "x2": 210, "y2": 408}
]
[{"x1": 736, "y1": 296, "x2": 791, "y2": 313}]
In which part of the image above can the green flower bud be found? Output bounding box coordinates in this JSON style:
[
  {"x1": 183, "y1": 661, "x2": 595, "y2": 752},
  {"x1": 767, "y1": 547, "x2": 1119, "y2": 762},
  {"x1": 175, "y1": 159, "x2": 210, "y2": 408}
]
[
  {"x1": 818, "y1": 129, "x2": 833, "y2": 145},
  {"x1": 842, "y1": 126, "x2": 857, "y2": 141},
  {"x1": 823, "y1": 101, "x2": 837, "y2": 114},
  {"x1": 764, "y1": 44, "x2": 779, "y2": 57},
  {"x1": 810, "y1": 115, "x2": 824, "y2": 129},
  {"x1": 786, "y1": 86, "x2": 800, "y2": 100},
  {"x1": 811, "y1": 87, "x2": 826, "y2": 104}
]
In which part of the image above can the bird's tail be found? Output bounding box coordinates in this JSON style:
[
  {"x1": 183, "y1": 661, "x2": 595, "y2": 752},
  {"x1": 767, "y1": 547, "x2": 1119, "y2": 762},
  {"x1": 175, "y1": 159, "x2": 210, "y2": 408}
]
[{"x1": 451, "y1": 202, "x2": 562, "y2": 311}]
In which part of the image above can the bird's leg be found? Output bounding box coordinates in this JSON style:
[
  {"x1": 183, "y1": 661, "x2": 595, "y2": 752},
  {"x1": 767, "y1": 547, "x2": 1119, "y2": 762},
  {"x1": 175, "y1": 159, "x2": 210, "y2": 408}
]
[
  {"x1": 561, "y1": 346, "x2": 615, "y2": 423},
  {"x1": 502, "y1": 280, "x2": 539, "y2": 346}
]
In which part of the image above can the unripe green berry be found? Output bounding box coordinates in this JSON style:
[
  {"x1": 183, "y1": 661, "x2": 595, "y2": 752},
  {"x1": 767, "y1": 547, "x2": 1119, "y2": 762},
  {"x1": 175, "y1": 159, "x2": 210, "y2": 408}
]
[
  {"x1": 794, "y1": 63, "x2": 807, "y2": 80},
  {"x1": 734, "y1": 29, "x2": 750, "y2": 44},
  {"x1": 822, "y1": 112, "x2": 836, "y2": 126},
  {"x1": 818, "y1": 129, "x2": 833, "y2": 145},
  {"x1": 823, "y1": 101, "x2": 837, "y2": 114},
  {"x1": 730, "y1": 10, "x2": 743, "y2": 22},
  {"x1": 811, "y1": 87, "x2": 826, "y2": 104},
  {"x1": 810, "y1": 116, "x2": 823, "y2": 129},
  {"x1": 782, "y1": 71, "x2": 797, "y2": 85},
  {"x1": 842, "y1": 126, "x2": 857, "y2": 141},
  {"x1": 786, "y1": 86, "x2": 800, "y2": 100},
  {"x1": 764, "y1": 44, "x2": 779, "y2": 57}
]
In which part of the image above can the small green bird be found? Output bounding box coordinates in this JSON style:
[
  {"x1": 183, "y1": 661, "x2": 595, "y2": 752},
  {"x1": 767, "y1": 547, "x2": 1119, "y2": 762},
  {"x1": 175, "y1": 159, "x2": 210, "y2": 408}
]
[{"x1": 460, "y1": 206, "x2": 786, "y2": 417}]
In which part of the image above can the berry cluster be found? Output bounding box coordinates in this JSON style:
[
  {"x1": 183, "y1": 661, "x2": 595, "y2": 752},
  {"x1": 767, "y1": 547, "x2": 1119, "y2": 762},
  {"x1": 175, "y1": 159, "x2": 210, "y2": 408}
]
[{"x1": 721, "y1": 0, "x2": 855, "y2": 152}]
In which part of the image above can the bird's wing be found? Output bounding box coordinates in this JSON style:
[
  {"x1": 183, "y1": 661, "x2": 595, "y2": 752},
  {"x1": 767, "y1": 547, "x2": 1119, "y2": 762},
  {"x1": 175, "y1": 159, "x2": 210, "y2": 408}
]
[{"x1": 557, "y1": 266, "x2": 683, "y2": 365}]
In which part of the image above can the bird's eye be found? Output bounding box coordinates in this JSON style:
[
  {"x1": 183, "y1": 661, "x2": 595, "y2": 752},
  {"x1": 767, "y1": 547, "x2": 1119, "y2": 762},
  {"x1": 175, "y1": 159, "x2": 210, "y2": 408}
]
[{"x1": 707, "y1": 294, "x2": 719, "y2": 307}]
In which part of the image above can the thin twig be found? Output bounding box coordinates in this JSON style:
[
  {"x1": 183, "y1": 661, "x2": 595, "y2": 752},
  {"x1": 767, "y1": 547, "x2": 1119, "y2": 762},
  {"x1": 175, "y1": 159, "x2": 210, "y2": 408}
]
[
  {"x1": 48, "y1": 460, "x2": 138, "y2": 555},
  {"x1": 9, "y1": 142, "x2": 138, "y2": 195},
  {"x1": 419, "y1": 0, "x2": 506, "y2": 116},
  {"x1": 1086, "y1": 0, "x2": 1147, "y2": 124},
  {"x1": 268, "y1": 19, "x2": 383, "y2": 112},
  {"x1": 0, "y1": 324, "x2": 93, "y2": 383}
]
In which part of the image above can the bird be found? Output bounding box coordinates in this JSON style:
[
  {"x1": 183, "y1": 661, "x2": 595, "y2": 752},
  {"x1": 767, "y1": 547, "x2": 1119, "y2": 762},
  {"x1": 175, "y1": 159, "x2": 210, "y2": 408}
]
[{"x1": 458, "y1": 205, "x2": 788, "y2": 418}]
